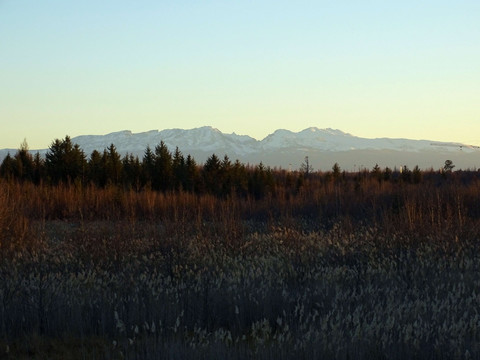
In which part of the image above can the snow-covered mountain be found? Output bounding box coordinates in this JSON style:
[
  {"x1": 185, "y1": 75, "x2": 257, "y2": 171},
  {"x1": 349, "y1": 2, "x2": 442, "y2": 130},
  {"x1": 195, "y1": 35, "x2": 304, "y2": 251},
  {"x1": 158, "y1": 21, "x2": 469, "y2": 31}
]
[{"x1": 1, "y1": 126, "x2": 479, "y2": 170}]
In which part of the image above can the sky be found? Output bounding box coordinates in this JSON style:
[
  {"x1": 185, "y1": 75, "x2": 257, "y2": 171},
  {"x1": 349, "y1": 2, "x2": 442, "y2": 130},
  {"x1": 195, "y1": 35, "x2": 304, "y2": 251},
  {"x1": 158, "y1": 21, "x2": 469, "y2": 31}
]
[{"x1": 1, "y1": 1, "x2": 479, "y2": 149}]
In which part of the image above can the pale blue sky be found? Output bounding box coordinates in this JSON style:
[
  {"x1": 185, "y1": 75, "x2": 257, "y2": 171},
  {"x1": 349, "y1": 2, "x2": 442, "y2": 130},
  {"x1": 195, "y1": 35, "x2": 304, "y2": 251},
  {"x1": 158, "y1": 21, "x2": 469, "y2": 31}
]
[{"x1": 1, "y1": 1, "x2": 479, "y2": 149}]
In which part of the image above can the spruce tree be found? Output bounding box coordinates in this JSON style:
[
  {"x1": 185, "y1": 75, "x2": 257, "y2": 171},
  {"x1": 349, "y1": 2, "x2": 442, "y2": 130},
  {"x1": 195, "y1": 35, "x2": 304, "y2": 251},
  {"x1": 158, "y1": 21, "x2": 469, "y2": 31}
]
[
  {"x1": 122, "y1": 154, "x2": 141, "y2": 190},
  {"x1": 0, "y1": 153, "x2": 15, "y2": 180},
  {"x1": 172, "y1": 147, "x2": 186, "y2": 191},
  {"x1": 45, "y1": 136, "x2": 86, "y2": 184},
  {"x1": 231, "y1": 159, "x2": 248, "y2": 197},
  {"x1": 153, "y1": 141, "x2": 173, "y2": 191},
  {"x1": 32, "y1": 152, "x2": 45, "y2": 185},
  {"x1": 104, "y1": 144, "x2": 122, "y2": 185},
  {"x1": 184, "y1": 155, "x2": 198, "y2": 192},
  {"x1": 203, "y1": 154, "x2": 221, "y2": 195},
  {"x1": 13, "y1": 139, "x2": 35, "y2": 182},
  {"x1": 249, "y1": 162, "x2": 274, "y2": 199},
  {"x1": 88, "y1": 150, "x2": 106, "y2": 187},
  {"x1": 142, "y1": 146, "x2": 155, "y2": 188},
  {"x1": 220, "y1": 155, "x2": 232, "y2": 196}
]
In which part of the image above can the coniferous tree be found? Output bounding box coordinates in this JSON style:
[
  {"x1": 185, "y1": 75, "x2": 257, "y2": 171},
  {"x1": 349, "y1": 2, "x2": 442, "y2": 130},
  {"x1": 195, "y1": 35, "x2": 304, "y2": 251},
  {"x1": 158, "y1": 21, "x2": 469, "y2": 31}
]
[
  {"x1": 300, "y1": 156, "x2": 313, "y2": 177},
  {"x1": 153, "y1": 141, "x2": 173, "y2": 191},
  {"x1": 332, "y1": 163, "x2": 341, "y2": 182},
  {"x1": 184, "y1": 154, "x2": 198, "y2": 192},
  {"x1": 104, "y1": 144, "x2": 122, "y2": 185},
  {"x1": 172, "y1": 147, "x2": 186, "y2": 191},
  {"x1": 13, "y1": 139, "x2": 35, "y2": 182},
  {"x1": 383, "y1": 167, "x2": 392, "y2": 182},
  {"x1": 444, "y1": 159, "x2": 455, "y2": 172},
  {"x1": 203, "y1": 154, "x2": 221, "y2": 195},
  {"x1": 88, "y1": 150, "x2": 106, "y2": 187},
  {"x1": 249, "y1": 162, "x2": 274, "y2": 199},
  {"x1": 371, "y1": 164, "x2": 383, "y2": 184},
  {"x1": 231, "y1": 159, "x2": 248, "y2": 197},
  {"x1": 220, "y1": 155, "x2": 233, "y2": 196},
  {"x1": 0, "y1": 153, "x2": 15, "y2": 180},
  {"x1": 412, "y1": 165, "x2": 422, "y2": 184},
  {"x1": 142, "y1": 146, "x2": 155, "y2": 188},
  {"x1": 45, "y1": 136, "x2": 86, "y2": 184},
  {"x1": 71, "y1": 144, "x2": 87, "y2": 184},
  {"x1": 122, "y1": 154, "x2": 142, "y2": 190},
  {"x1": 32, "y1": 152, "x2": 45, "y2": 185},
  {"x1": 401, "y1": 165, "x2": 412, "y2": 183}
]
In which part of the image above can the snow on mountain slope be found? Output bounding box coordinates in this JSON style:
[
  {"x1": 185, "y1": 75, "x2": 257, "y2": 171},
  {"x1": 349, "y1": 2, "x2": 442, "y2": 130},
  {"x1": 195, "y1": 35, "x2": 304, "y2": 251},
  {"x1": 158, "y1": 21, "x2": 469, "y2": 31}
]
[
  {"x1": 1, "y1": 126, "x2": 478, "y2": 170},
  {"x1": 259, "y1": 127, "x2": 474, "y2": 153},
  {"x1": 71, "y1": 127, "x2": 259, "y2": 157}
]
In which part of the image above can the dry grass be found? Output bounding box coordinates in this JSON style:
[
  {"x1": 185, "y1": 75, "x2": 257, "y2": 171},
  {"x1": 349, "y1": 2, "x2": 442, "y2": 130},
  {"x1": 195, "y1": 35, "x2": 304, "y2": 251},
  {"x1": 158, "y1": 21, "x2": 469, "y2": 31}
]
[{"x1": 1, "y1": 176, "x2": 480, "y2": 359}]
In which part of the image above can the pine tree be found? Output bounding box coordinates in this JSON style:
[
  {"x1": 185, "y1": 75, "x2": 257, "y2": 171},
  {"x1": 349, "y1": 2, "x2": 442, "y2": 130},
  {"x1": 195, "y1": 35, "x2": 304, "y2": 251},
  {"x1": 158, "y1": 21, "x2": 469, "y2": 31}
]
[
  {"x1": 104, "y1": 144, "x2": 122, "y2": 185},
  {"x1": 45, "y1": 136, "x2": 86, "y2": 184},
  {"x1": 184, "y1": 155, "x2": 198, "y2": 192},
  {"x1": 203, "y1": 154, "x2": 221, "y2": 195},
  {"x1": 88, "y1": 150, "x2": 106, "y2": 187},
  {"x1": 371, "y1": 164, "x2": 382, "y2": 183},
  {"x1": 32, "y1": 152, "x2": 45, "y2": 185},
  {"x1": 153, "y1": 141, "x2": 173, "y2": 191},
  {"x1": 412, "y1": 165, "x2": 422, "y2": 184},
  {"x1": 172, "y1": 147, "x2": 186, "y2": 191},
  {"x1": 383, "y1": 167, "x2": 392, "y2": 182},
  {"x1": 249, "y1": 162, "x2": 274, "y2": 199},
  {"x1": 220, "y1": 155, "x2": 233, "y2": 196},
  {"x1": 444, "y1": 160, "x2": 455, "y2": 172},
  {"x1": 332, "y1": 163, "x2": 341, "y2": 182},
  {"x1": 13, "y1": 139, "x2": 35, "y2": 182},
  {"x1": 142, "y1": 146, "x2": 155, "y2": 187},
  {"x1": 300, "y1": 156, "x2": 313, "y2": 177},
  {"x1": 231, "y1": 159, "x2": 248, "y2": 197},
  {"x1": 0, "y1": 153, "x2": 15, "y2": 180},
  {"x1": 122, "y1": 154, "x2": 142, "y2": 190},
  {"x1": 401, "y1": 165, "x2": 412, "y2": 183}
]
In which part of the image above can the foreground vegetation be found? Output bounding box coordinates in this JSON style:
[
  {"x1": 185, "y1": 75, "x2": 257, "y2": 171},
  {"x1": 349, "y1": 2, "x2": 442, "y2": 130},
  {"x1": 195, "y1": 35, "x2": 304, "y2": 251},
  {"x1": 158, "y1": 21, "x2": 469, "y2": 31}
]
[
  {"x1": 1, "y1": 153, "x2": 480, "y2": 358},
  {"x1": 0, "y1": 137, "x2": 480, "y2": 359}
]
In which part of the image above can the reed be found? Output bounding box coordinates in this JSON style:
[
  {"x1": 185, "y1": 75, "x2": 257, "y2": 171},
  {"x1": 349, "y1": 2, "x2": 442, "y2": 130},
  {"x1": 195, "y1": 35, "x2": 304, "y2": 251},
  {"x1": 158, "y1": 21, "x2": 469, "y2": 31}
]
[{"x1": 1, "y1": 171, "x2": 480, "y2": 359}]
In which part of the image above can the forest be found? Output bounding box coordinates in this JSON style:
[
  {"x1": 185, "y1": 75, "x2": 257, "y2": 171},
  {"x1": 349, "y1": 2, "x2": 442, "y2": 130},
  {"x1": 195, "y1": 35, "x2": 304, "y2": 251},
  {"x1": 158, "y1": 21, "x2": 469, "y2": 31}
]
[
  {"x1": 0, "y1": 136, "x2": 457, "y2": 199},
  {"x1": 1, "y1": 137, "x2": 480, "y2": 359}
]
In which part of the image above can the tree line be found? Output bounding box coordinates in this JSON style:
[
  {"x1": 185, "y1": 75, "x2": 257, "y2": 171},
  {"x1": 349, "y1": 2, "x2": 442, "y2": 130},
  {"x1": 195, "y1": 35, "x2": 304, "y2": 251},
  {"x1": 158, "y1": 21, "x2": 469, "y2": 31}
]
[
  {"x1": 0, "y1": 136, "x2": 473, "y2": 199},
  {"x1": 0, "y1": 137, "x2": 277, "y2": 198}
]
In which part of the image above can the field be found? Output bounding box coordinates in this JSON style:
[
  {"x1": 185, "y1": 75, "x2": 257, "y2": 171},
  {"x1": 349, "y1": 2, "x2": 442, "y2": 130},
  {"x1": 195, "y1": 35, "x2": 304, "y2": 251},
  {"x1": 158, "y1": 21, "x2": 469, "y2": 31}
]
[{"x1": 1, "y1": 171, "x2": 480, "y2": 359}]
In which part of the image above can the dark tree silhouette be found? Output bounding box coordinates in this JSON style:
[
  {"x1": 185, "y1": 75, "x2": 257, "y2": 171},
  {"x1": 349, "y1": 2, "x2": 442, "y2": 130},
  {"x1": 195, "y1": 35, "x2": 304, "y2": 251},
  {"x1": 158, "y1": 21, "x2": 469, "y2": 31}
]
[
  {"x1": 88, "y1": 150, "x2": 106, "y2": 187},
  {"x1": 0, "y1": 153, "x2": 15, "y2": 180},
  {"x1": 249, "y1": 162, "x2": 274, "y2": 199},
  {"x1": 300, "y1": 156, "x2": 313, "y2": 176},
  {"x1": 172, "y1": 147, "x2": 186, "y2": 191},
  {"x1": 32, "y1": 152, "x2": 45, "y2": 185},
  {"x1": 45, "y1": 136, "x2": 86, "y2": 184},
  {"x1": 332, "y1": 163, "x2": 341, "y2": 182},
  {"x1": 142, "y1": 146, "x2": 155, "y2": 187},
  {"x1": 122, "y1": 154, "x2": 142, "y2": 190},
  {"x1": 184, "y1": 154, "x2": 198, "y2": 192},
  {"x1": 444, "y1": 160, "x2": 455, "y2": 172},
  {"x1": 153, "y1": 141, "x2": 173, "y2": 191},
  {"x1": 231, "y1": 159, "x2": 248, "y2": 197},
  {"x1": 104, "y1": 144, "x2": 122, "y2": 185},
  {"x1": 203, "y1": 154, "x2": 222, "y2": 195},
  {"x1": 12, "y1": 139, "x2": 35, "y2": 182}
]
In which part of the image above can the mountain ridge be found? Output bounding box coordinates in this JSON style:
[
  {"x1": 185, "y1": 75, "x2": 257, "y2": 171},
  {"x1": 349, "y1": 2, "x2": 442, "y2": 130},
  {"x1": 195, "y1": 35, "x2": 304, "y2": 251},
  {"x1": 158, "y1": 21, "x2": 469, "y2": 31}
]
[{"x1": 1, "y1": 127, "x2": 479, "y2": 171}]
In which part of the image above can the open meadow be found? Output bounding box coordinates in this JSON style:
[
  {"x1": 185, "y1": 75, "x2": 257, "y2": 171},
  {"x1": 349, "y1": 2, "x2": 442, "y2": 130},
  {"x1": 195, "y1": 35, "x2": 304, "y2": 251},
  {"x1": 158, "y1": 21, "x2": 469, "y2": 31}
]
[
  {"x1": 3, "y1": 0, "x2": 480, "y2": 357},
  {"x1": 1, "y1": 167, "x2": 480, "y2": 359}
]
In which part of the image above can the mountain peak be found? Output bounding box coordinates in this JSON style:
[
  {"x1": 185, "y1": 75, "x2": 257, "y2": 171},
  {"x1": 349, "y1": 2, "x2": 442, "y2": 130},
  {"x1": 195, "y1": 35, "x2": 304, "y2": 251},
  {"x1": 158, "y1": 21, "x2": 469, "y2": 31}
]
[{"x1": 1, "y1": 126, "x2": 478, "y2": 170}]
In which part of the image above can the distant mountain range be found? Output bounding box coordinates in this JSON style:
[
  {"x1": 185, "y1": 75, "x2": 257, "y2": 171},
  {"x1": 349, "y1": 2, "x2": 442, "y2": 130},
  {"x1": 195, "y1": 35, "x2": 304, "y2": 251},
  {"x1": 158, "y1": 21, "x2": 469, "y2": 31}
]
[{"x1": 1, "y1": 127, "x2": 479, "y2": 171}]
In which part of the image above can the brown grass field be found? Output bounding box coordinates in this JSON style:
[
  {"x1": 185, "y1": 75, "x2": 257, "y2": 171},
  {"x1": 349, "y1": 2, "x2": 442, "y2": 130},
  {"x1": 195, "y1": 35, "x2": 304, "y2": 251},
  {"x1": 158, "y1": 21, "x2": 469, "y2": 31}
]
[{"x1": 1, "y1": 171, "x2": 480, "y2": 359}]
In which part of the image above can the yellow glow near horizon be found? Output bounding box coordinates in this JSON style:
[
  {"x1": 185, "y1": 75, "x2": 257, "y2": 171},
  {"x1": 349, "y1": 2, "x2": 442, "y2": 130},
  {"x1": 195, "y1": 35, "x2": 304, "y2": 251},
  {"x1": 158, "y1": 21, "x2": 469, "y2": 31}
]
[{"x1": 0, "y1": 1, "x2": 479, "y2": 149}]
